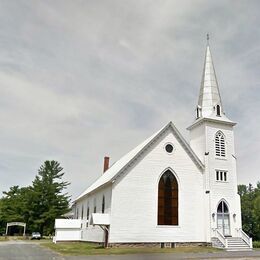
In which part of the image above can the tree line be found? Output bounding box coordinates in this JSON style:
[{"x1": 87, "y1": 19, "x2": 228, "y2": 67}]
[{"x1": 0, "y1": 160, "x2": 70, "y2": 236}]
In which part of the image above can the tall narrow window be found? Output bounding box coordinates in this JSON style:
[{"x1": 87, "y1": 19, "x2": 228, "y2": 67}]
[
  {"x1": 158, "y1": 170, "x2": 178, "y2": 225},
  {"x1": 81, "y1": 205, "x2": 84, "y2": 219},
  {"x1": 102, "y1": 195, "x2": 105, "y2": 213},
  {"x1": 215, "y1": 131, "x2": 226, "y2": 157},
  {"x1": 87, "y1": 206, "x2": 90, "y2": 220},
  {"x1": 93, "y1": 198, "x2": 96, "y2": 213},
  {"x1": 217, "y1": 201, "x2": 230, "y2": 236},
  {"x1": 216, "y1": 171, "x2": 219, "y2": 181},
  {"x1": 216, "y1": 105, "x2": 221, "y2": 116},
  {"x1": 224, "y1": 172, "x2": 227, "y2": 181},
  {"x1": 196, "y1": 107, "x2": 200, "y2": 118}
]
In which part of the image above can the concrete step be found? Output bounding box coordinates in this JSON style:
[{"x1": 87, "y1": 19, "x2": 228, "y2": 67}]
[{"x1": 212, "y1": 236, "x2": 251, "y2": 251}]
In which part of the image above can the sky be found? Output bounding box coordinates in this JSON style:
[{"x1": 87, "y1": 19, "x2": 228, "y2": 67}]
[{"x1": 0, "y1": 0, "x2": 259, "y2": 200}]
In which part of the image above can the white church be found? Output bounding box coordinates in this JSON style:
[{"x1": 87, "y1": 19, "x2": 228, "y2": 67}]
[{"x1": 54, "y1": 39, "x2": 252, "y2": 250}]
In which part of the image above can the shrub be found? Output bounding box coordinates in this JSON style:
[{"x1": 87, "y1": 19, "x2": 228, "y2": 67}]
[{"x1": 253, "y1": 241, "x2": 260, "y2": 248}]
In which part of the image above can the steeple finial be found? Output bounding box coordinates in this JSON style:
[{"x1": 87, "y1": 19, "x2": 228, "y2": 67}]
[{"x1": 207, "y1": 33, "x2": 209, "y2": 43}]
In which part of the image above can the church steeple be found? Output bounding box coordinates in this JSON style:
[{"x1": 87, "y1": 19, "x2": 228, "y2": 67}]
[
  {"x1": 188, "y1": 35, "x2": 235, "y2": 130},
  {"x1": 197, "y1": 35, "x2": 223, "y2": 118}
]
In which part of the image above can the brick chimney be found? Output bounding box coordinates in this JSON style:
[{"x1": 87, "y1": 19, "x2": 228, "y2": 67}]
[{"x1": 103, "y1": 156, "x2": 110, "y2": 173}]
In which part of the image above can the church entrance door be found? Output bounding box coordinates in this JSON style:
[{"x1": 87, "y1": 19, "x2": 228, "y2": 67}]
[{"x1": 217, "y1": 201, "x2": 230, "y2": 236}]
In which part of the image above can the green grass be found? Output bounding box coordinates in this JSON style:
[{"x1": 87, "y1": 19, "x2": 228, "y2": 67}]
[
  {"x1": 41, "y1": 242, "x2": 221, "y2": 256},
  {"x1": 253, "y1": 241, "x2": 260, "y2": 248}
]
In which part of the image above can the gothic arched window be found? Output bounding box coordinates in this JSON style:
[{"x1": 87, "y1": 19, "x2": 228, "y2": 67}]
[
  {"x1": 158, "y1": 170, "x2": 178, "y2": 225},
  {"x1": 217, "y1": 200, "x2": 230, "y2": 236},
  {"x1": 215, "y1": 131, "x2": 226, "y2": 157}
]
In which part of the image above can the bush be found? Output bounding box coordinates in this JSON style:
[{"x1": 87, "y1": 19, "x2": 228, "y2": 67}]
[{"x1": 253, "y1": 241, "x2": 260, "y2": 248}]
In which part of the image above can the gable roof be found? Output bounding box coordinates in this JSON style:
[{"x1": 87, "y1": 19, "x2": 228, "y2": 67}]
[{"x1": 75, "y1": 121, "x2": 204, "y2": 202}]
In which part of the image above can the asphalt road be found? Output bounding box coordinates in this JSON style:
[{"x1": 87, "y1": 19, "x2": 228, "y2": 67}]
[
  {"x1": 67, "y1": 250, "x2": 260, "y2": 260},
  {"x1": 0, "y1": 240, "x2": 64, "y2": 260},
  {"x1": 1, "y1": 240, "x2": 260, "y2": 260}
]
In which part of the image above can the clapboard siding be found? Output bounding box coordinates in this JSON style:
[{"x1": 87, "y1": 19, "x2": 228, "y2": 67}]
[
  {"x1": 76, "y1": 185, "x2": 112, "y2": 242},
  {"x1": 109, "y1": 128, "x2": 205, "y2": 243}
]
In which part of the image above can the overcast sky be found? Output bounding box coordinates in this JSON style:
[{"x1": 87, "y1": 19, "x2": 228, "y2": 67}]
[{"x1": 0, "y1": 0, "x2": 259, "y2": 200}]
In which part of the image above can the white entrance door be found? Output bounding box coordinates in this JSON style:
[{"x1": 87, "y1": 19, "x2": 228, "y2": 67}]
[{"x1": 217, "y1": 201, "x2": 230, "y2": 236}]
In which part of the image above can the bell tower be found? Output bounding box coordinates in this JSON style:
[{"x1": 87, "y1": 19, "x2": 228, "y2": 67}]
[
  {"x1": 187, "y1": 35, "x2": 236, "y2": 161},
  {"x1": 187, "y1": 36, "x2": 242, "y2": 240}
]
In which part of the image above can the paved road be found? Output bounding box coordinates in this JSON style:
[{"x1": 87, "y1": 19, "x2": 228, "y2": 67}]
[
  {"x1": 0, "y1": 240, "x2": 64, "y2": 260},
  {"x1": 67, "y1": 250, "x2": 260, "y2": 260},
  {"x1": 1, "y1": 241, "x2": 260, "y2": 260}
]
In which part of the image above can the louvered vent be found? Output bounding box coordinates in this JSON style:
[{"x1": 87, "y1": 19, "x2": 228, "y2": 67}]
[{"x1": 215, "y1": 131, "x2": 226, "y2": 157}]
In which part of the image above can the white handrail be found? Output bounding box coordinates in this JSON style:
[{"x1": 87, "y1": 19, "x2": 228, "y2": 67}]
[
  {"x1": 236, "y1": 228, "x2": 252, "y2": 248},
  {"x1": 212, "y1": 228, "x2": 227, "y2": 248}
]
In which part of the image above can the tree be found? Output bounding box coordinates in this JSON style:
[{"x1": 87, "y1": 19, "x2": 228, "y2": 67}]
[
  {"x1": 238, "y1": 182, "x2": 260, "y2": 241},
  {"x1": 0, "y1": 185, "x2": 32, "y2": 235},
  {"x1": 29, "y1": 160, "x2": 70, "y2": 235},
  {"x1": 253, "y1": 195, "x2": 260, "y2": 240},
  {"x1": 0, "y1": 160, "x2": 70, "y2": 235}
]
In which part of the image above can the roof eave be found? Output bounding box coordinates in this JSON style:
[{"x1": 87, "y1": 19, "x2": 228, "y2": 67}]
[
  {"x1": 74, "y1": 181, "x2": 112, "y2": 203},
  {"x1": 187, "y1": 117, "x2": 236, "y2": 131}
]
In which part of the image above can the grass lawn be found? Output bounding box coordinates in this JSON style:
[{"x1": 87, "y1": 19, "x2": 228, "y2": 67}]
[
  {"x1": 41, "y1": 242, "x2": 221, "y2": 256},
  {"x1": 0, "y1": 236, "x2": 9, "y2": 242}
]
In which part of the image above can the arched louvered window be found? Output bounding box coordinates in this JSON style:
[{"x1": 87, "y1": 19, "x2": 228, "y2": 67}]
[
  {"x1": 215, "y1": 131, "x2": 226, "y2": 157},
  {"x1": 158, "y1": 170, "x2": 178, "y2": 225}
]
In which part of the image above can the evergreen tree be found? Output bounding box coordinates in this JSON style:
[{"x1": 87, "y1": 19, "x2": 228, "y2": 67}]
[{"x1": 30, "y1": 160, "x2": 70, "y2": 235}]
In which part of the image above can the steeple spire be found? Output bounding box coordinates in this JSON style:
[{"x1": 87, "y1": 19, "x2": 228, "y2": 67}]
[
  {"x1": 197, "y1": 35, "x2": 222, "y2": 118},
  {"x1": 188, "y1": 36, "x2": 236, "y2": 131}
]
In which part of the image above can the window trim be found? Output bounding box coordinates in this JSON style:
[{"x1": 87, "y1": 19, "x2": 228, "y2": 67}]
[
  {"x1": 216, "y1": 170, "x2": 228, "y2": 182},
  {"x1": 157, "y1": 169, "x2": 179, "y2": 226},
  {"x1": 164, "y1": 143, "x2": 175, "y2": 155},
  {"x1": 215, "y1": 131, "x2": 226, "y2": 158}
]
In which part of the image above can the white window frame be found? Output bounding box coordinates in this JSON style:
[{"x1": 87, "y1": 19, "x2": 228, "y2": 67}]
[
  {"x1": 216, "y1": 170, "x2": 228, "y2": 182},
  {"x1": 215, "y1": 131, "x2": 226, "y2": 158}
]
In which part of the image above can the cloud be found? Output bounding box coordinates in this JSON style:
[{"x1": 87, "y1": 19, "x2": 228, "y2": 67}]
[{"x1": 0, "y1": 0, "x2": 259, "y2": 198}]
